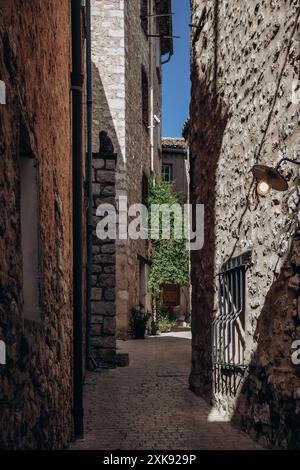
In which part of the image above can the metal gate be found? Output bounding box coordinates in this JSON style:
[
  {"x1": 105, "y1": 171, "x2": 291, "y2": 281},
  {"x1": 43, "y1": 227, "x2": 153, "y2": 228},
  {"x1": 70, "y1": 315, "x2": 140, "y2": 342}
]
[{"x1": 212, "y1": 252, "x2": 251, "y2": 391}]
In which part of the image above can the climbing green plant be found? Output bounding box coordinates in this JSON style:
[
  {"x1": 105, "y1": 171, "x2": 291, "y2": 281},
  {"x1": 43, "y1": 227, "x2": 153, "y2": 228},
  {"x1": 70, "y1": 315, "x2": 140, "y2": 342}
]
[{"x1": 147, "y1": 178, "x2": 189, "y2": 302}]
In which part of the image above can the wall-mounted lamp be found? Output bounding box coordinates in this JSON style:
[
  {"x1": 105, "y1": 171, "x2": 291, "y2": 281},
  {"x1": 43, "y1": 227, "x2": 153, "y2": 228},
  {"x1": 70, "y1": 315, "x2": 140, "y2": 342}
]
[
  {"x1": 148, "y1": 114, "x2": 161, "y2": 129},
  {"x1": 252, "y1": 158, "x2": 300, "y2": 196}
]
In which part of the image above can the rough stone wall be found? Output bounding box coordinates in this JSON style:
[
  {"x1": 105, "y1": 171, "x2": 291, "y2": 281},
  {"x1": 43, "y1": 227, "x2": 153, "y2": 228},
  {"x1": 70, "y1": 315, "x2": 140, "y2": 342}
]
[
  {"x1": 91, "y1": 0, "x2": 166, "y2": 340},
  {"x1": 0, "y1": 1, "x2": 73, "y2": 448},
  {"x1": 233, "y1": 235, "x2": 300, "y2": 449},
  {"x1": 189, "y1": 0, "x2": 300, "y2": 448},
  {"x1": 91, "y1": 141, "x2": 117, "y2": 365},
  {"x1": 91, "y1": 0, "x2": 128, "y2": 341},
  {"x1": 124, "y1": 0, "x2": 161, "y2": 331}
]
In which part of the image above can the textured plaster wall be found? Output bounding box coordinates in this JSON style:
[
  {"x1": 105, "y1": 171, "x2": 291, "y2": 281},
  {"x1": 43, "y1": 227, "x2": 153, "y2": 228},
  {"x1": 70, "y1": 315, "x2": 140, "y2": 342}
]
[
  {"x1": 189, "y1": 0, "x2": 300, "y2": 448},
  {"x1": 0, "y1": 0, "x2": 73, "y2": 449}
]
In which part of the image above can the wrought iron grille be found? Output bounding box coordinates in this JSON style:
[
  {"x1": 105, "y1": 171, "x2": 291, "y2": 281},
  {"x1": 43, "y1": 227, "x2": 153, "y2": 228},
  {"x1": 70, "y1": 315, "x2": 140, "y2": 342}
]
[{"x1": 212, "y1": 251, "x2": 251, "y2": 371}]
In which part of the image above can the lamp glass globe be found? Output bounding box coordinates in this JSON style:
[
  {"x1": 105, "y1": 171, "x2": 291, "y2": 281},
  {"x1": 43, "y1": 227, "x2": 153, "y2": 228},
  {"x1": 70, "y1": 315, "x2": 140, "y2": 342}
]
[{"x1": 257, "y1": 180, "x2": 270, "y2": 196}]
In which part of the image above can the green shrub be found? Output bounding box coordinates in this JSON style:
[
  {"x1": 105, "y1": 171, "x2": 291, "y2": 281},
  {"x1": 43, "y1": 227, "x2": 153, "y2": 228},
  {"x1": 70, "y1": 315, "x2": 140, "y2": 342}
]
[
  {"x1": 147, "y1": 179, "x2": 189, "y2": 302},
  {"x1": 156, "y1": 316, "x2": 176, "y2": 333}
]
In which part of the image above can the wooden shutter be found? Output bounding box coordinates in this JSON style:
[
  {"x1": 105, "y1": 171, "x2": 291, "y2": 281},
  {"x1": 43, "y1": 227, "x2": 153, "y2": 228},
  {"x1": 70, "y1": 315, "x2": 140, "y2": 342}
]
[{"x1": 163, "y1": 284, "x2": 180, "y2": 306}]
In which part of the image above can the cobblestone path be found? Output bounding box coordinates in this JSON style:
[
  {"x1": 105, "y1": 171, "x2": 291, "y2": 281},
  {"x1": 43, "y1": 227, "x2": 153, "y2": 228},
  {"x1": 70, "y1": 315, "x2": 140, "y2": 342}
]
[{"x1": 72, "y1": 331, "x2": 262, "y2": 450}]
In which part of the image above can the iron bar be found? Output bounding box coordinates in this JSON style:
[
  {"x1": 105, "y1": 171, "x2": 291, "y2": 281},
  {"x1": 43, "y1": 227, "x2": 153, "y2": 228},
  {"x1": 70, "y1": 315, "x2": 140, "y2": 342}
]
[
  {"x1": 212, "y1": 251, "x2": 250, "y2": 389},
  {"x1": 143, "y1": 13, "x2": 175, "y2": 17},
  {"x1": 147, "y1": 34, "x2": 180, "y2": 39},
  {"x1": 275, "y1": 157, "x2": 300, "y2": 171},
  {"x1": 189, "y1": 24, "x2": 203, "y2": 29}
]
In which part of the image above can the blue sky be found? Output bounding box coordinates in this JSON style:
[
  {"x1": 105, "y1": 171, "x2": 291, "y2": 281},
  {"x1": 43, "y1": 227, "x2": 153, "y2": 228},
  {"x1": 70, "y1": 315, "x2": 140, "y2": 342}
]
[{"x1": 162, "y1": 0, "x2": 191, "y2": 138}]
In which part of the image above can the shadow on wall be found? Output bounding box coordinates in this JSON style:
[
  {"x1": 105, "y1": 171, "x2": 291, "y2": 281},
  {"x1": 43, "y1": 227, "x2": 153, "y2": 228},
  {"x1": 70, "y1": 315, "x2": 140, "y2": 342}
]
[
  {"x1": 92, "y1": 61, "x2": 123, "y2": 159},
  {"x1": 189, "y1": 0, "x2": 228, "y2": 403},
  {"x1": 232, "y1": 233, "x2": 300, "y2": 449},
  {"x1": 188, "y1": 78, "x2": 228, "y2": 399},
  {"x1": 189, "y1": 0, "x2": 300, "y2": 450}
]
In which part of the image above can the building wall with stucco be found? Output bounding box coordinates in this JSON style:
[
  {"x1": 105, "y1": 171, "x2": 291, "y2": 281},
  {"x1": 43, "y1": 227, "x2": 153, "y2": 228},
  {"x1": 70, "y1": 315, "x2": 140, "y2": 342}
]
[
  {"x1": 0, "y1": 0, "x2": 75, "y2": 449},
  {"x1": 188, "y1": 0, "x2": 300, "y2": 449}
]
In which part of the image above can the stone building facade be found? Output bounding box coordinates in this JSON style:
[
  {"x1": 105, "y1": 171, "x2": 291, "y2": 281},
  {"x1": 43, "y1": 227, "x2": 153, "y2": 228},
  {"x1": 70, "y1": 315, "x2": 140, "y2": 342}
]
[
  {"x1": 0, "y1": 1, "x2": 86, "y2": 449},
  {"x1": 162, "y1": 138, "x2": 191, "y2": 324},
  {"x1": 90, "y1": 0, "x2": 173, "y2": 360},
  {"x1": 187, "y1": 0, "x2": 300, "y2": 449},
  {"x1": 162, "y1": 138, "x2": 189, "y2": 200}
]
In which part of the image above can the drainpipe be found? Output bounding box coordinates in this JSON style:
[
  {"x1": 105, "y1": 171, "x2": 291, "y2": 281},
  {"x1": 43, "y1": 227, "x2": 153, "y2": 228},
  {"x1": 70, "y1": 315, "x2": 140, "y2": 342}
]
[
  {"x1": 162, "y1": 52, "x2": 172, "y2": 65},
  {"x1": 85, "y1": 0, "x2": 95, "y2": 370},
  {"x1": 71, "y1": 0, "x2": 84, "y2": 439}
]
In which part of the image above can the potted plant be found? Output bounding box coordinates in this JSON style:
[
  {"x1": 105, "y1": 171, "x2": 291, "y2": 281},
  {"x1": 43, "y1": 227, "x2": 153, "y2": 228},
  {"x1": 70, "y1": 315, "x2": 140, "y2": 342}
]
[
  {"x1": 130, "y1": 307, "x2": 150, "y2": 339},
  {"x1": 150, "y1": 319, "x2": 159, "y2": 336},
  {"x1": 155, "y1": 305, "x2": 176, "y2": 333}
]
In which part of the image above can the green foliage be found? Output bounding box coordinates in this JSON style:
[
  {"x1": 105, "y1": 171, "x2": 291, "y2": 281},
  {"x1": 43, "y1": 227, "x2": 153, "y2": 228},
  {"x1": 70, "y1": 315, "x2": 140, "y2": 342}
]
[
  {"x1": 155, "y1": 305, "x2": 177, "y2": 333},
  {"x1": 158, "y1": 305, "x2": 169, "y2": 317},
  {"x1": 147, "y1": 178, "x2": 178, "y2": 207},
  {"x1": 156, "y1": 316, "x2": 176, "y2": 333},
  {"x1": 147, "y1": 178, "x2": 190, "y2": 295}
]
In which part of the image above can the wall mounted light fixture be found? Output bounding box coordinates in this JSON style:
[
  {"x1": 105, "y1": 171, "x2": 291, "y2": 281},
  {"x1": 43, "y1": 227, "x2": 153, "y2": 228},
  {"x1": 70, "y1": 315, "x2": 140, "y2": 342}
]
[{"x1": 252, "y1": 158, "x2": 300, "y2": 196}]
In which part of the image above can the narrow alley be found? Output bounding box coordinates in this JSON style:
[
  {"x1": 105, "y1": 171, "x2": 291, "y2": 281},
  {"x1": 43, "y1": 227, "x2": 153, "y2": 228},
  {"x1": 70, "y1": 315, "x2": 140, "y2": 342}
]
[
  {"x1": 72, "y1": 332, "x2": 261, "y2": 451},
  {"x1": 1, "y1": 0, "x2": 300, "y2": 456}
]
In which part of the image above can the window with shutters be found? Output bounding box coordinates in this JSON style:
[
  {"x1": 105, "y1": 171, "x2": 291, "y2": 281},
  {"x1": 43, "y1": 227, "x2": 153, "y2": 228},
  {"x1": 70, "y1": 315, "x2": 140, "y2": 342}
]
[
  {"x1": 156, "y1": 37, "x2": 161, "y2": 83},
  {"x1": 162, "y1": 164, "x2": 172, "y2": 183},
  {"x1": 141, "y1": 67, "x2": 149, "y2": 128},
  {"x1": 142, "y1": 172, "x2": 149, "y2": 207},
  {"x1": 141, "y1": 172, "x2": 149, "y2": 233},
  {"x1": 18, "y1": 118, "x2": 41, "y2": 322},
  {"x1": 163, "y1": 284, "x2": 180, "y2": 307},
  {"x1": 140, "y1": 0, "x2": 148, "y2": 36}
]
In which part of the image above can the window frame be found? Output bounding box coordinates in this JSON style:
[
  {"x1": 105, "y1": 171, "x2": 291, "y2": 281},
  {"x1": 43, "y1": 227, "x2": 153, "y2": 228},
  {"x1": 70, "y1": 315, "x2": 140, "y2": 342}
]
[
  {"x1": 140, "y1": 0, "x2": 149, "y2": 37},
  {"x1": 161, "y1": 163, "x2": 173, "y2": 183},
  {"x1": 163, "y1": 284, "x2": 181, "y2": 307},
  {"x1": 141, "y1": 66, "x2": 149, "y2": 129},
  {"x1": 18, "y1": 154, "x2": 41, "y2": 323}
]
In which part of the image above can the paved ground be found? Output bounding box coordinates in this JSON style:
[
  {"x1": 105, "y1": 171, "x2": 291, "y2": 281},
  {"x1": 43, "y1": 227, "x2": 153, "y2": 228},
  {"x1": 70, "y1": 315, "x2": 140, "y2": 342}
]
[{"x1": 72, "y1": 331, "x2": 262, "y2": 450}]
